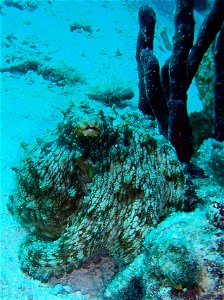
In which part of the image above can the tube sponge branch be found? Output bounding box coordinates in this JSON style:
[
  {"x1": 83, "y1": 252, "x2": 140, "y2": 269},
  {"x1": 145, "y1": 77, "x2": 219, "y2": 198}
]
[
  {"x1": 187, "y1": 0, "x2": 224, "y2": 88},
  {"x1": 168, "y1": 0, "x2": 194, "y2": 163},
  {"x1": 140, "y1": 48, "x2": 168, "y2": 138},
  {"x1": 168, "y1": 100, "x2": 193, "y2": 163},
  {"x1": 161, "y1": 58, "x2": 170, "y2": 102},
  {"x1": 169, "y1": 0, "x2": 194, "y2": 102},
  {"x1": 136, "y1": 1, "x2": 224, "y2": 163},
  {"x1": 136, "y1": 6, "x2": 156, "y2": 116},
  {"x1": 137, "y1": 2, "x2": 194, "y2": 163},
  {"x1": 214, "y1": 24, "x2": 224, "y2": 141}
]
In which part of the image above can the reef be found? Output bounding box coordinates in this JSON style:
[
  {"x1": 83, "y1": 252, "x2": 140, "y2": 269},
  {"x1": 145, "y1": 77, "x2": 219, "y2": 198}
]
[
  {"x1": 9, "y1": 102, "x2": 224, "y2": 299},
  {"x1": 8, "y1": 1, "x2": 224, "y2": 299},
  {"x1": 9, "y1": 104, "x2": 197, "y2": 282}
]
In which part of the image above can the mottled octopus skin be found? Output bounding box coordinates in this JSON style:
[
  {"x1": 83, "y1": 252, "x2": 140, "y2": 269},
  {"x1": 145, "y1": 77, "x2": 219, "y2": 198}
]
[{"x1": 9, "y1": 107, "x2": 194, "y2": 282}]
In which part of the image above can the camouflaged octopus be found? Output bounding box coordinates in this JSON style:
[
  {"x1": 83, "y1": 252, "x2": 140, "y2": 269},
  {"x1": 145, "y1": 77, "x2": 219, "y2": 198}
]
[{"x1": 8, "y1": 105, "x2": 194, "y2": 284}]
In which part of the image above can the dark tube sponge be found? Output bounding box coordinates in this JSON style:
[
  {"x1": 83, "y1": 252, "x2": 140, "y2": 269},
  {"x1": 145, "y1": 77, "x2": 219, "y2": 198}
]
[
  {"x1": 161, "y1": 58, "x2": 170, "y2": 102},
  {"x1": 168, "y1": 0, "x2": 194, "y2": 163},
  {"x1": 136, "y1": 6, "x2": 156, "y2": 61},
  {"x1": 137, "y1": 62, "x2": 154, "y2": 116},
  {"x1": 140, "y1": 48, "x2": 168, "y2": 137},
  {"x1": 187, "y1": 0, "x2": 224, "y2": 88},
  {"x1": 169, "y1": 0, "x2": 194, "y2": 102},
  {"x1": 168, "y1": 100, "x2": 194, "y2": 163},
  {"x1": 194, "y1": 0, "x2": 209, "y2": 12},
  {"x1": 136, "y1": 6, "x2": 156, "y2": 116},
  {"x1": 213, "y1": 24, "x2": 224, "y2": 141}
]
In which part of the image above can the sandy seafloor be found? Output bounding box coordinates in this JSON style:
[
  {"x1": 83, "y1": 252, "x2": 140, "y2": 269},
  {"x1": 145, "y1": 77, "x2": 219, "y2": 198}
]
[{"x1": 0, "y1": 1, "x2": 204, "y2": 299}]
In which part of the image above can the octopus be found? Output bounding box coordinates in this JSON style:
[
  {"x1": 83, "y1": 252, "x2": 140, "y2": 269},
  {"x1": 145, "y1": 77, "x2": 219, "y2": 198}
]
[{"x1": 8, "y1": 105, "x2": 223, "y2": 299}]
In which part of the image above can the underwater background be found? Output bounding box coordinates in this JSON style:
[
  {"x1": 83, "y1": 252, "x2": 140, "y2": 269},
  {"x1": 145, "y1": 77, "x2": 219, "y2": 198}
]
[{"x1": 1, "y1": 1, "x2": 223, "y2": 299}]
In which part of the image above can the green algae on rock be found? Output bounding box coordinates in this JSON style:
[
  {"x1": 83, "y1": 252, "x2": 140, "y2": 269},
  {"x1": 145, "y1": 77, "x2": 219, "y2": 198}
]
[
  {"x1": 8, "y1": 106, "x2": 195, "y2": 283},
  {"x1": 87, "y1": 83, "x2": 134, "y2": 107},
  {"x1": 3, "y1": 0, "x2": 38, "y2": 11},
  {"x1": 69, "y1": 20, "x2": 93, "y2": 34},
  {"x1": 198, "y1": 138, "x2": 224, "y2": 187},
  {"x1": 1, "y1": 58, "x2": 85, "y2": 86},
  {"x1": 103, "y1": 207, "x2": 224, "y2": 299},
  {"x1": 189, "y1": 111, "x2": 214, "y2": 154},
  {"x1": 195, "y1": 44, "x2": 215, "y2": 119}
]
